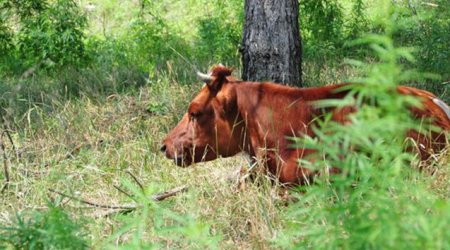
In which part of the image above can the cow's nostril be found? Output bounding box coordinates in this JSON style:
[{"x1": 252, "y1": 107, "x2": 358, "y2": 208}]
[
  {"x1": 160, "y1": 144, "x2": 167, "y2": 152},
  {"x1": 175, "y1": 156, "x2": 184, "y2": 166}
]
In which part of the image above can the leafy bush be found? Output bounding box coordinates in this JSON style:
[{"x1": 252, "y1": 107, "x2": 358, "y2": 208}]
[
  {"x1": 277, "y1": 18, "x2": 450, "y2": 249},
  {"x1": 2, "y1": 0, "x2": 87, "y2": 71},
  {"x1": 300, "y1": 0, "x2": 372, "y2": 83},
  {"x1": 346, "y1": 0, "x2": 368, "y2": 40},
  {"x1": 300, "y1": 0, "x2": 344, "y2": 47},
  {"x1": 195, "y1": 2, "x2": 242, "y2": 66},
  {"x1": 125, "y1": 17, "x2": 183, "y2": 72},
  {"x1": 392, "y1": 0, "x2": 450, "y2": 81},
  {"x1": 0, "y1": 17, "x2": 13, "y2": 57},
  {"x1": 106, "y1": 181, "x2": 221, "y2": 249},
  {"x1": 0, "y1": 204, "x2": 88, "y2": 249}
]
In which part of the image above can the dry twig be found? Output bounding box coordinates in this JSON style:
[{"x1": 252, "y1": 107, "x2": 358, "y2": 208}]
[
  {"x1": 113, "y1": 184, "x2": 135, "y2": 200},
  {"x1": 48, "y1": 188, "x2": 139, "y2": 210},
  {"x1": 126, "y1": 170, "x2": 145, "y2": 192},
  {"x1": 48, "y1": 185, "x2": 189, "y2": 216},
  {"x1": 152, "y1": 185, "x2": 189, "y2": 201}
]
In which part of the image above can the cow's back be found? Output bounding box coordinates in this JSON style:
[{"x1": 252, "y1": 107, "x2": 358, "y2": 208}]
[{"x1": 397, "y1": 86, "x2": 450, "y2": 130}]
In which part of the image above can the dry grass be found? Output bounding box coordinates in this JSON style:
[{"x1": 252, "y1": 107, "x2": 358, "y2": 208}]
[
  {"x1": 0, "y1": 79, "x2": 288, "y2": 249},
  {"x1": 0, "y1": 69, "x2": 448, "y2": 249},
  {"x1": 424, "y1": 146, "x2": 450, "y2": 199}
]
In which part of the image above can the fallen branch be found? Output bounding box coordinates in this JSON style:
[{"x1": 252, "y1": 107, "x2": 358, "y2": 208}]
[
  {"x1": 421, "y1": 2, "x2": 438, "y2": 7},
  {"x1": 48, "y1": 188, "x2": 139, "y2": 210},
  {"x1": 97, "y1": 185, "x2": 189, "y2": 218},
  {"x1": 92, "y1": 208, "x2": 134, "y2": 218},
  {"x1": 19, "y1": 169, "x2": 49, "y2": 177},
  {"x1": 48, "y1": 185, "x2": 189, "y2": 213},
  {"x1": 152, "y1": 185, "x2": 189, "y2": 201}
]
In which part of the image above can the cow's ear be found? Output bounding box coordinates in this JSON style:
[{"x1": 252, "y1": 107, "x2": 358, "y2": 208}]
[
  {"x1": 208, "y1": 65, "x2": 232, "y2": 92},
  {"x1": 197, "y1": 65, "x2": 232, "y2": 92}
]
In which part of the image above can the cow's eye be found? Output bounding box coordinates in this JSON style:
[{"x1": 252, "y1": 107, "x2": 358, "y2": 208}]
[{"x1": 190, "y1": 111, "x2": 203, "y2": 119}]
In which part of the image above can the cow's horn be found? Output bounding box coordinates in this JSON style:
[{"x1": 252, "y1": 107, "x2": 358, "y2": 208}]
[{"x1": 197, "y1": 71, "x2": 212, "y2": 83}]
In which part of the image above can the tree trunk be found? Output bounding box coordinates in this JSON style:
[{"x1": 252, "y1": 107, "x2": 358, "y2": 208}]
[{"x1": 241, "y1": 0, "x2": 302, "y2": 86}]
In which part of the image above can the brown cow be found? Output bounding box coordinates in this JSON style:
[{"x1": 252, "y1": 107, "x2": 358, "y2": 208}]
[{"x1": 161, "y1": 65, "x2": 450, "y2": 184}]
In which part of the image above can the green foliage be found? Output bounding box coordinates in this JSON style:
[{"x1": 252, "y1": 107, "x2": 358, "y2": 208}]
[
  {"x1": 299, "y1": 0, "x2": 371, "y2": 83},
  {"x1": 301, "y1": 0, "x2": 344, "y2": 45},
  {"x1": 194, "y1": 0, "x2": 243, "y2": 65},
  {"x1": 0, "y1": 0, "x2": 87, "y2": 73},
  {"x1": 277, "y1": 18, "x2": 450, "y2": 249},
  {"x1": 391, "y1": 0, "x2": 450, "y2": 80},
  {"x1": 119, "y1": 0, "x2": 243, "y2": 74},
  {"x1": 300, "y1": 0, "x2": 371, "y2": 58},
  {"x1": 0, "y1": 2, "x2": 449, "y2": 248},
  {"x1": 195, "y1": 16, "x2": 241, "y2": 65},
  {"x1": 0, "y1": 204, "x2": 88, "y2": 249},
  {"x1": 106, "y1": 181, "x2": 221, "y2": 249},
  {"x1": 346, "y1": 0, "x2": 368, "y2": 40},
  {"x1": 124, "y1": 17, "x2": 187, "y2": 72},
  {"x1": 0, "y1": 18, "x2": 13, "y2": 56}
]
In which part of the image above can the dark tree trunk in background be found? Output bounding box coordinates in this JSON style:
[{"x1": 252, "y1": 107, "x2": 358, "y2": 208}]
[{"x1": 241, "y1": 0, "x2": 302, "y2": 86}]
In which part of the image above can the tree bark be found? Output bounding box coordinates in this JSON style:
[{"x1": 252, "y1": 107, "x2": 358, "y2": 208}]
[{"x1": 241, "y1": 0, "x2": 302, "y2": 86}]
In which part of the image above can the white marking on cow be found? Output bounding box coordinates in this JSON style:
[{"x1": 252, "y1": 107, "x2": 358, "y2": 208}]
[{"x1": 432, "y1": 98, "x2": 450, "y2": 120}]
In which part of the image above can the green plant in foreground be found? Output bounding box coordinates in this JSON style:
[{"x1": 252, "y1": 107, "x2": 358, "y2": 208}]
[
  {"x1": 277, "y1": 25, "x2": 450, "y2": 250},
  {"x1": 0, "y1": 203, "x2": 88, "y2": 250},
  {"x1": 105, "y1": 180, "x2": 221, "y2": 249}
]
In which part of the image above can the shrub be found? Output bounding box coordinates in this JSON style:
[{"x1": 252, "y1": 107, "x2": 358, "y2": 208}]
[
  {"x1": 300, "y1": 0, "x2": 345, "y2": 55},
  {"x1": 0, "y1": 204, "x2": 88, "y2": 249},
  {"x1": 392, "y1": 0, "x2": 450, "y2": 81},
  {"x1": 195, "y1": 14, "x2": 241, "y2": 65},
  {"x1": 0, "y1": 17, "x2": 13, "y2": 57},
  {"x1": 106, "y1": 181, "x2": 221, "y2": 249},
  {"x1": 3, "y1": 0, "x2": 88, "y2": 71},
  {"x1": 277, "y1": 17, "x2": 450, "y2": 249}
]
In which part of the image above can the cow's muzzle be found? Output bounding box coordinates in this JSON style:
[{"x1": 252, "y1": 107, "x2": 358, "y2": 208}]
[{"x1": 160, "y1": 143, "x2": 193, "y2": 167}]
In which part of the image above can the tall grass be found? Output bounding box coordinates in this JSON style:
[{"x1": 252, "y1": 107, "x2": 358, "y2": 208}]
[
  {"x1": 1, "y1": 42, "x2": 448, "y2": 248},
  {"x1": 0, "y1": 1, "x2": 449, "y2": 249},
  {"x1": 0, "y1": 76, "x2": 287, "y2": 248}
]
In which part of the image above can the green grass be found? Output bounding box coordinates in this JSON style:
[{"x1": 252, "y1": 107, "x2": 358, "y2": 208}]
[
  {"x1": 0, "y1": 72, "x2": 282, "y2": 248},
  {"x1": 1, "y1": 1, "x2": 449, "y2": 248},
  {"x1": 0, "y1": 62, "x2": 448, "y2": 248}
]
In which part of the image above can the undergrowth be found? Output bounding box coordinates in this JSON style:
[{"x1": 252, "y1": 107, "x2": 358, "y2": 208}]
[
  {"x1": 277, "y1": 19, "x2": 450, "y2": 249},
  {"x1": 0, "y1": 1, "x2": 449, "y2": 249},
  {"x1": 0, "y1": 41, "x2": 448, "y2": 249},
  {"x1": 0, "y1": 204, "x2": 88, "y2": 249}
]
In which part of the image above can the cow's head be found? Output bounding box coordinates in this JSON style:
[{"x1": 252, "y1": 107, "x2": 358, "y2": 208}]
[{"x1": 160, "y1": 65, "x2": 245, "y2": 167}]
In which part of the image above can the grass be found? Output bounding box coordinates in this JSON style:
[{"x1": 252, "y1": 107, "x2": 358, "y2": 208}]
[
  {"x1": 1, "y1": 0, "x2": 449, "y2": 248},
  {"x1": 0, "y1": 71, "x2": 282, "y2": 248},
  {"x1": 0, "y1": 61, "x2": 448, "y2": 248}
]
